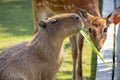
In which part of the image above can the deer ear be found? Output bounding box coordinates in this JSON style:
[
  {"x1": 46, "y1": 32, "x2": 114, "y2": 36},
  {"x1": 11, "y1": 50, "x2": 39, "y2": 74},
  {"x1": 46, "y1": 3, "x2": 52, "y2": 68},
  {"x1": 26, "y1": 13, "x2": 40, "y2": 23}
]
[
  {"x1": 78, "y1": 8, "x2": 89, "y2": 19},
  {"x1": 106, "y1": 7, "x2": 120, "y2": 25},
  {"x1": 106, "y1": 13, "x2": 113, "y2": 26},
  {"x1": 78, "y1": 8, "x2": 96, "y2": 21},
  {"x1": 39, "y1": 21, "x2": 47, "y2": 29}
]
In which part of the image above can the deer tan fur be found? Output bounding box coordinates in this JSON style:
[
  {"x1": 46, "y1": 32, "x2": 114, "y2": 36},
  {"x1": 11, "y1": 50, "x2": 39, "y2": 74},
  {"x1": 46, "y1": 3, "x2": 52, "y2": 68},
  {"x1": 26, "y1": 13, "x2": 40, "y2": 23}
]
[{"x1": 0, "y1": 13, "x2": 83, "y2": 80}]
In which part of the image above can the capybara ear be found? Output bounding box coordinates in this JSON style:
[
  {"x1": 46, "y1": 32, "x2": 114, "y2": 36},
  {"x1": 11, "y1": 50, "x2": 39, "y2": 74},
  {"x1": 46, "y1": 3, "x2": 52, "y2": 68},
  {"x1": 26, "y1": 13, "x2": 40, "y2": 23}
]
[{"x1": 39, "y1": 21, "x2": 47, "y2": 29}]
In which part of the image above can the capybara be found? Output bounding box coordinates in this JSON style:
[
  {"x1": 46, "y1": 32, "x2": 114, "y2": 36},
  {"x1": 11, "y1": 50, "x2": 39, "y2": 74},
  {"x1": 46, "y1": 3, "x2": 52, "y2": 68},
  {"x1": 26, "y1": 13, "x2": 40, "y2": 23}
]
[{"x1": 0, "y1": 13, "x2": 83, "y2": 80}]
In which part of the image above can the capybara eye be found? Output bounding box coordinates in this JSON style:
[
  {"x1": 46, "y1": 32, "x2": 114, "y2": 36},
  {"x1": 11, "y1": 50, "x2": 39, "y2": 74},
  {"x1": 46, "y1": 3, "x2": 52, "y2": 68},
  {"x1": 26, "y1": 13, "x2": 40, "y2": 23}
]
[
  {"x1": 75, "y1": 17, "x2": 79, "y2": 21},
  {"x1": 51, "y1": 19, "x2": 58, "y2": 24},
  {"x1": 103, "y1": 27, "x2": 107, "y2": 33}
]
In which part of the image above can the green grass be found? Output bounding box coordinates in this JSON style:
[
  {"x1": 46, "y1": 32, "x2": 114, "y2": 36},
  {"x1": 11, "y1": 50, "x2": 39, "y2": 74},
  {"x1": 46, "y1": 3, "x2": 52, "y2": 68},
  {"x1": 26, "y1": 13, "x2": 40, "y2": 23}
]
[
  {"x1": 0, "y1": 0, "x2": 34, "y2": 51},
  {"x1": 0, "y1": 0, "x2": 97, "y2": 80}
]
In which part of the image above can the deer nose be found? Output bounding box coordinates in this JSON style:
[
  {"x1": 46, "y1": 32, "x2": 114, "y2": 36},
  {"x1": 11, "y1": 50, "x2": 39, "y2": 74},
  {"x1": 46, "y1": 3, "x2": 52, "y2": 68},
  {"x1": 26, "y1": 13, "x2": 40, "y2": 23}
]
[{"x1": 97, "y1": 46, "x2": 101, "y2": 51}]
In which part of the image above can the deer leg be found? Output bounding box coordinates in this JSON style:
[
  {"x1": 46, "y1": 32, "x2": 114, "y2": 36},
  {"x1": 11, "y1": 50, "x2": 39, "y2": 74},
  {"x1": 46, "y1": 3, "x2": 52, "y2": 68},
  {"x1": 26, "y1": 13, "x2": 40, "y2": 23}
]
[
  {"x1": 77, "y1": 33, "x2": 84, "y2": 80},
  {"x1": 70, "y1": 35, "x2": 78, "y2": 80},
  {"x1": 32, "y1": 0, "x2": 54, "y2": 33},
  {"x1": 32, "y1": 0, "x2": 41, "y2": 33}
]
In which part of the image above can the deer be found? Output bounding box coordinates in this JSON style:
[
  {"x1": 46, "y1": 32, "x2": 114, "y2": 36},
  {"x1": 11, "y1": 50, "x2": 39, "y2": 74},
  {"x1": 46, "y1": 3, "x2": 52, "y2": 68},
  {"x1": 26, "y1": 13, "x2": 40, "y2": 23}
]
[{"x1": 32, "y1": 0, "x2": 120, "y2": 80}]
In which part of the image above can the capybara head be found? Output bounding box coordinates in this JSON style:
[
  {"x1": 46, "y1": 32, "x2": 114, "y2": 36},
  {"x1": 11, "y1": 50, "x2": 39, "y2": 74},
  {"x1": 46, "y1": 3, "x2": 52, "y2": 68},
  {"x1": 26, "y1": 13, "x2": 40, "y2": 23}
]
[{"x1": 39, "y1": 13, "x2": 83, "y2": 38}]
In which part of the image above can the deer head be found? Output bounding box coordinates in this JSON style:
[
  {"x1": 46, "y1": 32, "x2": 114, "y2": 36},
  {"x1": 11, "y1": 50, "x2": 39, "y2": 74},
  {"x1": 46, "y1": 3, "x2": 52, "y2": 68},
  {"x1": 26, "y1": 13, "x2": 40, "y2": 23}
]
[{"x1": 78, "y1": 7, "x2": 120, "y2": 50}]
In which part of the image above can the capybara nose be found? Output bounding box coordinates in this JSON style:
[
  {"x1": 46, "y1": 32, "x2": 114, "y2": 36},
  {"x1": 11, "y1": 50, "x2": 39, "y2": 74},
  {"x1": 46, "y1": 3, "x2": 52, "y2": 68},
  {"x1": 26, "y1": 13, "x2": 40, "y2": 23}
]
[{"x1": 72, "y1": 14, "x2": 80, "y2": 22}]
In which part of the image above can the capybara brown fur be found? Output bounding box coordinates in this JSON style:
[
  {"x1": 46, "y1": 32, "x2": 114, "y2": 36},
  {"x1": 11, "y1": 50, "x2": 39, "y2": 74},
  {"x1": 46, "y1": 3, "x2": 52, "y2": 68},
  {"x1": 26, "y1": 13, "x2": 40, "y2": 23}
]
[{"x1": 0, "y1": 13, "x2": 83, "y2": 80}]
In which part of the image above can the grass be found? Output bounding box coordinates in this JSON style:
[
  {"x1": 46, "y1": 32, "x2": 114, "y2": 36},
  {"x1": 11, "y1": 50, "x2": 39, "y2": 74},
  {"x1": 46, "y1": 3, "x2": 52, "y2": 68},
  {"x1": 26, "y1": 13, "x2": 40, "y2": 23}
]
[
  {"x1": 0, "y1": 0, "x2": 34, "y2": 51},
  {"x1": 0, "y1": 0, "x2": 96, "y2": 80}
]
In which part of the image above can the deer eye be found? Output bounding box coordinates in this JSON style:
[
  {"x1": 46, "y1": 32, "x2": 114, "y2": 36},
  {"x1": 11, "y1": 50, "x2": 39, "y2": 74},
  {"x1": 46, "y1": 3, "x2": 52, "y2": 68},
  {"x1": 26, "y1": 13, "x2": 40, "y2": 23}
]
[
  {"x1": 92, "y1": 22, "x2": 98, "y2": 27},
  {"x1": 103, "y1": 27, "x2": 107, "y2": 33},
  {"x1": 88, "y1": 28, "x2": 92, "y2": 33},
  {"x1": 51, "y1": 19, "x2": 58, "y2": 24},
  {"x1": 94, "y1": 23, "x2": 98, "y2": 27}
]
